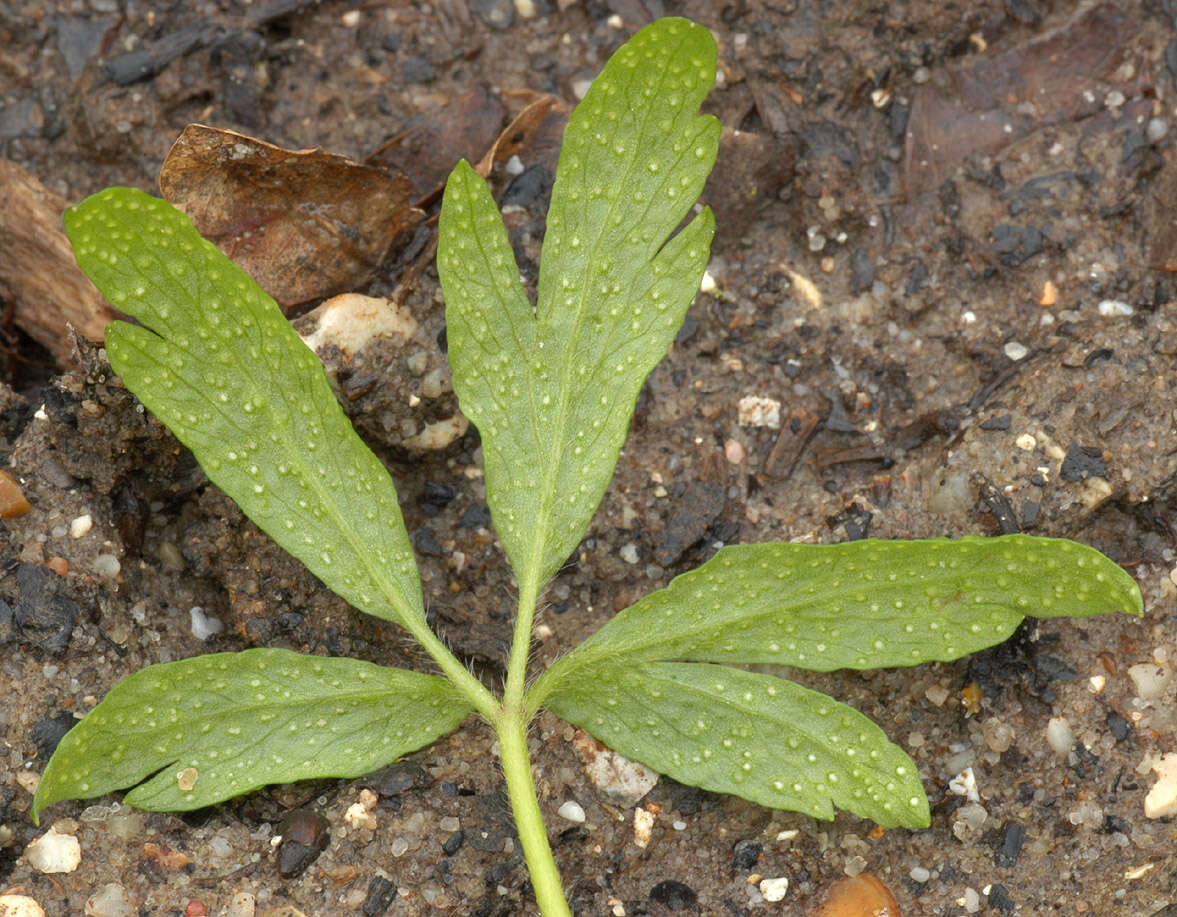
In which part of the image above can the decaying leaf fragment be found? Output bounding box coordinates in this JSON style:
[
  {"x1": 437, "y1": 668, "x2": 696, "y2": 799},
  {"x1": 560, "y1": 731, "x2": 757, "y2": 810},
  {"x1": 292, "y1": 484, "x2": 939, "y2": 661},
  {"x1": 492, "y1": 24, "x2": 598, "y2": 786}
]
[
  {"x1": 159, "y1": 124, "x2": 424, "y2": 309},
  {"x1": 367, "y1": 85, "x2": 507, "y2": 204}
]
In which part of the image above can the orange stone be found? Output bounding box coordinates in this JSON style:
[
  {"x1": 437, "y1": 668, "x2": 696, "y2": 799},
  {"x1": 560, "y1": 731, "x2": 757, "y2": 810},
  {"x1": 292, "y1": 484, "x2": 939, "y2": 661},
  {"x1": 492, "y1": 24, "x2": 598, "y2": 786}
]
[
  {"x1": 809, "y1": 873, "x2": 901, "y2": 917},
  {"x1": 0, "y1": 468, "x2": 30, "y2": 518}
]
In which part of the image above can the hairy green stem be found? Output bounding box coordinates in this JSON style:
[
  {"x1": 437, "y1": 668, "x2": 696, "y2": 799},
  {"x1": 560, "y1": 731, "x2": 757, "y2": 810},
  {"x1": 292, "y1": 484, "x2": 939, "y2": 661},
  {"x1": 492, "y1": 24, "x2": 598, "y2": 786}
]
[
  {"x1": 405, "y1": 618, "x2": 500, "y2": 722},
  {"x1": 505, "y1": 573, "x2": 542, "y2": 711},
  {"x1": 497, "y1": 708, "x2": 571, "y2": 917}
]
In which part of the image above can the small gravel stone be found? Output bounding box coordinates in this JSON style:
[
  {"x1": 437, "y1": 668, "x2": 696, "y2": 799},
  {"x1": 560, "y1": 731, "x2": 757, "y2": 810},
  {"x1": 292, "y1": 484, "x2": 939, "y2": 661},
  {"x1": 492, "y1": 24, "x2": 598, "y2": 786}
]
[
  {"x1": 737, "y1": 395, "x2": 781, "y2": 429},
  {"x1": 365, "y1": 761, "x2": 426, "y2": 797},
  {"x1": 731, "y1": 839, "x2": 762, "y2": 870},
  {"x1": 633, "y1": 808, "x2": 655, "y2": 848},
  {"x1": 471, "y1": 0, "x2": 514, "y2": 29},
  {"x1": 723, "y1": 439, "x2": 745, "y2": 464},
  {"x1": 362, "y1": 876, "x2": 396, "y2": 916},
  {"x1": 1003, "y1": 341, "x2": 1029, "y2": 361},
  {"x1": 92, "y1": 553, "x2": 121, "y2": 579},
  {"x1": 224, "y1": 893, "x2": 255, "y2": 917},
  {"x1": 25, "y1": 826, "x2": 82, "y2": 874},
  {"x1": 575, "y1": 735, "x2": 659, "y2": 807},
  {"x1": 1046, "y1": 716, "x2": 1074, "y2": 754},
  {"x1": 441, "y1": 830, "x2": 464, "y2": 855},
  {"x1": 557, "y1": 800, "x2": 585, "y2": 823},
  {"x1": 759, "y1": 877, "x2": 789, "y2": 902},
  {"x1": 69, "y1": 513, "x2": 92, "y2": 538},
  {"x1": 993, "y1": 819, "x2": 1021, "y2": 866},
  {"x1": 1097, "y1": 299, "x2": 1134, "y2": 316},
  {"x1": 276, "y1": 810, "x2": 329, "y2": 877},
  {"x1": 909, "y1": 865, "x2": 931, "y2": 882},
  {"x1": 1127, "y1": 662, "x2": 1171, "y2": 700},
  {"x1": 189, "y1": 606, "x2": 224, "y2": 641},
  {"x1": 1145, "y1": 753, "x2": 1177, "y2": 818},
  {"x1": 619, "y1": 543, "x2": 639, "y2": 565},
  {"x1": 0, "y1": 895, "x2": 46, "y2": 917},
  {"x1": 84, "y1": 883, "x2": 135, "y2": 917},
  {"x1": 982, "y1": 718, "x2": 1015, "y2": 753}
]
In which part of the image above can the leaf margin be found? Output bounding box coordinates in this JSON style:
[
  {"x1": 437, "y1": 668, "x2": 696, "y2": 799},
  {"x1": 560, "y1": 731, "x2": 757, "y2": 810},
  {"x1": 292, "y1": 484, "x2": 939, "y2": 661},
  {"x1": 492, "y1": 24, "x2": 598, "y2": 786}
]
[
  {"x1": 32, "y1": 648, "x2": 473, "y2": 822},
  {"x1": 529, "y1": 534, "x2": 1143, "y2": 712},
  {"x1": 65, "y1": 187, "x2": 425, "y2": 630},
  {"x1": 545, "y1": 660, "x2": 930, "y2": 828}
]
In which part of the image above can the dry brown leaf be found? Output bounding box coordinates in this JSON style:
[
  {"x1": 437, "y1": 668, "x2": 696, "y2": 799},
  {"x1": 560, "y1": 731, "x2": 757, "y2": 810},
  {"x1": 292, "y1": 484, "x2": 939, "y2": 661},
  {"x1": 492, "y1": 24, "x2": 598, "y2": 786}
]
[
  {"x1": 475, "y1": 93, "x2": 569, "y2": 178},
  {"x1": 159, "y1": 124, "x2": 423, "y2": 310},
  {"x1": 903, "y1": 4, "x2": 1136, "y2": 197}
]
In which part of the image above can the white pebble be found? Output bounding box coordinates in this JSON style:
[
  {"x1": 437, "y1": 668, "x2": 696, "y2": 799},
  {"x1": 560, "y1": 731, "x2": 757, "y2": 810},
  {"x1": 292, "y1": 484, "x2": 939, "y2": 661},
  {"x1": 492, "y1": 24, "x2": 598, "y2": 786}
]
[
  {"x1": 24, "y1": 826, "x2": 82, "y2": 874},
  {"x1": 571, "y1": 78, "x2": 593, "y2": 100},
  {"x1": 513, "y1": 0, "x2": 537, "y2": 18},
  {"x1": 948, "y1": 767, "x2": 980, "y2": 802},
  {"x1": 619, "y1": 543, "x2": 639, "y2": 565},
  {"x1": 557, "y1": 801, "x2": 585, "y2": 824},
  {"x1": 346, "y1": 789, "x2": 379, "y2": 829},
  {"x1": 759, "y1": 877, "x2": 789, "y2": 902},
  {"x1": 925, "y1": 684, "x2": 950, "y2": 706},
  {"x1": 1147, "y1": 118, "x2": 1169, "y2": 142},
  {"x1": 577, "y1": 738, "x2": 659, "y2": 807},
  {"x1": 737, "y1": 395, "x2": 781, "y2": 429},
  {"x1": 909, "y1": 865, "x2": 931, "y2": 883},
  {"x1": 0, "y1": 895, "x2": 46, "y2": 917},
  {"x1": 505, "y1": 154, "x2": 525, "y2": 176},
  {"x1": 1046, "y1": 716, "x2": 1074, "y2": 755},
  {"x1": 1098, "y1": 299, "x2": 1134, "y2": 317},
  {"x1": 1015, "y1": 433, "x2": 1037, "y2": 451},
  {"x1": 1003, "y1": 341, "x2": 1029, "y2": 361},
  {"x1": 189, "y1": 606, "x2": 224, "y2": 641},
  {"x1": 84, "y1": 883, "x2": 136, "y2": 917},
  {"x1": 632, "y1": 808, "x2": 655, "y2": 848},
  {"x1": 1145, "y1": 753, "x2": 1177, "y2": 819},
  {"x1": 1127, "y1": 662, "x2": 1172, "y2": 700},
  {"x1": 92, "y1": 554, "x2": 121, "y2": 579},
  {"x1": 224, "y1": 893, "x2": 256, "y2": 917},
  {"x1": 69, "y1": 514, "x2": 92, "y2": 538}
]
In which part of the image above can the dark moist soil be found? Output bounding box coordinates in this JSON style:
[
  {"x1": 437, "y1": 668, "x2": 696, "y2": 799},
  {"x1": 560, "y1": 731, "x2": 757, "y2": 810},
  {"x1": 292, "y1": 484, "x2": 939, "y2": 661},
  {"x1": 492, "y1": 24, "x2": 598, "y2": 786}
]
[{"x1": 2, "y1": 1, "x2": 1177, "y2": 915}]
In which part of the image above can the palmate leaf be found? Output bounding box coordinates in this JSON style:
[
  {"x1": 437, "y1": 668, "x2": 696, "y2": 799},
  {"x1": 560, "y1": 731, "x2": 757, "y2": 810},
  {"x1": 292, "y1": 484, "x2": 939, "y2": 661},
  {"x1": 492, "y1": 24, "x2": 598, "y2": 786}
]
[
  {"x1": 65, "y1": 189, "x2": 424, "y2": 629},
  {"x1": 439, "y1": 18, "x2": 720, "y2": 592},
  {"x1": 32, "y1": 649, "x2": 472, "y2": 822},
  {"x1": 545, "y1": 662, "x2": 928, "y2": 828}
]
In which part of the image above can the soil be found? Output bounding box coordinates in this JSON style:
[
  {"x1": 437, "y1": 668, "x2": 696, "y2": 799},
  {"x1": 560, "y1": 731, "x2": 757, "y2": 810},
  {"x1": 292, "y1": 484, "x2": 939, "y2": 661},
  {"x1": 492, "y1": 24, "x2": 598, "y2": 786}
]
[{"x1": 2, "y1": 1, "x2": 1177, "y2": 916}]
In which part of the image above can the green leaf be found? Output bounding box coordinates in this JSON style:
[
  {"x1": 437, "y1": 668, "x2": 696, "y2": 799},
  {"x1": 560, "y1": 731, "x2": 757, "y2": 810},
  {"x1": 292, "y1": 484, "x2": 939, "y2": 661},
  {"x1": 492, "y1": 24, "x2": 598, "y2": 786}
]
[
  {"x1": 65, "y1": 188, "x2": 424, "y2": 629},
  {"x1": 439, "y1": 18, "x2": 720, "y2": 591},
  {"x1": 32, "y1": 649, "x2": 472, "y2": 822},
  {"x1": 531, "y1": 535, "x2": 1142, "y2": 707},
  {"x1": 545, "y1": 661, "x2": 929, "y2": 828}
]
